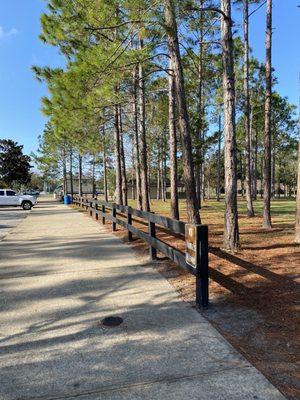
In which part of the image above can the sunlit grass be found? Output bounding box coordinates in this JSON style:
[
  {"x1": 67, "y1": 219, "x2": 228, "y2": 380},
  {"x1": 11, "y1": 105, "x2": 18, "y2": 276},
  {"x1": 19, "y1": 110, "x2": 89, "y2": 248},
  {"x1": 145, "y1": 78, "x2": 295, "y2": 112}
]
[{"x1": 129, "y1": 197, "x2": 296, "y2": 224}]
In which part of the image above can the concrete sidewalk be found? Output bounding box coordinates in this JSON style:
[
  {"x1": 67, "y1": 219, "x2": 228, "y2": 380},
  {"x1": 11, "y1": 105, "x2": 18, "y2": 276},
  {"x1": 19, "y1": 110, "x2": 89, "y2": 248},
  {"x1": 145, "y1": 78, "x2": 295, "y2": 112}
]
[{"x1": 0, "y1": 199, "x2": 285, "y2": 400}]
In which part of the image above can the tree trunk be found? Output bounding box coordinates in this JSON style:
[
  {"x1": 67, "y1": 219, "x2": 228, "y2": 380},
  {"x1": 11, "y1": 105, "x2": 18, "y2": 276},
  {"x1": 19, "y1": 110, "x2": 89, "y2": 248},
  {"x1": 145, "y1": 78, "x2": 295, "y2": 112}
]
[
  {"x1": 114, "y1": 103, "x2": 123, "y2": 204},
  {"x1": 221, "y1": 0, "x2": 240, "y2": 250},
  {"x1": 241, "y1": 154, "x2": 245, "y2": 198},
  {"x1": 138, "y1": 38, "x2": 150, "y2": 211},
  {"x1": 201, "y1": 131, "x2": 206, "y2": 203},
  {"x1": 217, "y1": 114, "x2": 222, "y2": 202},
  {"x1": 78, "y1": 154, "x2": 82, "y2": 197},
  {"x1": 157, "y1": 144, "x2": 161, "y2": 200},
  {"x1": 168, "y1": 59, "x2": 180, "y2": 219},
  {"x1": 249, "y1": 93, "x2": 255, "y2": 198},
  {"x1": 119, "y1": 105, "x2": 128, "y2": 206},
  {"x1": 131, "y1": 143, "x2": 135, "y2": 200},
  {"x1": 253, "y1": 120, "x2": 258, "y2": 200},
  {"x1": 263, "y1": 0, "x2": 273, "y2": 229},
  {"x1": 91, "y1": 156, "x2": 96, "y2": 197},
  {"x1": 195, "y1": 0, "x2": 204, "y2": 208},
  {"x1": 103, "y1": 132, "x2": 108, "y2": 202},
  {"x1": 62, "y1": 150, "x2": 67, "y2": 196},
  {"x1": 162, "y1": 140, "x2": 167, "y2": 202},
  {"x1": 260, "y1": 154, "x2": 263, "y2": 198},
  {"x1": 69, "y1": 150, "x2": 74, "y2": 198},
  {"x1": 272, "y1": 141, "x2": 276, "y2": 198},
  {"x1": 295, "y1": 139, "x2": 300, "y2": 243},
  {"x1": 133, "y1": 65, "x2": 143, "y2": 209},
  {"x1": 243, "y1": 0, "x2": 254, "y2": 217},
  {"x1": 164, "y1": 0, "x2": 201, "y2": 224}
]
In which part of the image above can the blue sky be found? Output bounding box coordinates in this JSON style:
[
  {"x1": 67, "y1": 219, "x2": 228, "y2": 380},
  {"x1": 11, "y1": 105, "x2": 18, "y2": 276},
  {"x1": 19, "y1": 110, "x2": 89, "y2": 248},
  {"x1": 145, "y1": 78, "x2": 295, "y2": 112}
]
[{"x1": 0, "y1": 0, "x2": 299, "y2": 157}]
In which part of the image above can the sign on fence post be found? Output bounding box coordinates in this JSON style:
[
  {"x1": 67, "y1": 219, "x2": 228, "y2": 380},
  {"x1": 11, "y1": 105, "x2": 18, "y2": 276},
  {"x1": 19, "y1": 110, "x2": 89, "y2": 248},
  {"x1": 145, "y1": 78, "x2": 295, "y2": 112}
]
[
  {"x1": 185, "y1": 224, "x2": 198, "y2": 268},
  {"x1": 185, "y1": 224, "x2": 209, "y2": 308}
]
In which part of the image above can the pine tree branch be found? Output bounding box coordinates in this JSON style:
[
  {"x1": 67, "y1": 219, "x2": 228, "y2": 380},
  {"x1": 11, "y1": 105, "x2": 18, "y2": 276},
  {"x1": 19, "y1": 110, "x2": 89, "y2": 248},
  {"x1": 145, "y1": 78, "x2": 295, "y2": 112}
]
[{"x1": 187, "y1": 6, "x2": 231, "y2": 22}]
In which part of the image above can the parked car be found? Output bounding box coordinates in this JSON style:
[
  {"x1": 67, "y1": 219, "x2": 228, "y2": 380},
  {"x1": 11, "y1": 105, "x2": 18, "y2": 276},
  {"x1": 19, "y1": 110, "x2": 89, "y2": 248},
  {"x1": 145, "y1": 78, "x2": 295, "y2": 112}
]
[{"x1": 0, "y1": 189, "x2": 38, "y2": 210}]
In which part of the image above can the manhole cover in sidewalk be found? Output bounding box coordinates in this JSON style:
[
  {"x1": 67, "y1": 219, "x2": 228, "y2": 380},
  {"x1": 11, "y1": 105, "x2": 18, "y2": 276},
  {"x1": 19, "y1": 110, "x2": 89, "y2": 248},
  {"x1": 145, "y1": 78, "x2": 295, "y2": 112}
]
[{"x1": 101, "y1": 316, "x2": 123, "y2": 327}]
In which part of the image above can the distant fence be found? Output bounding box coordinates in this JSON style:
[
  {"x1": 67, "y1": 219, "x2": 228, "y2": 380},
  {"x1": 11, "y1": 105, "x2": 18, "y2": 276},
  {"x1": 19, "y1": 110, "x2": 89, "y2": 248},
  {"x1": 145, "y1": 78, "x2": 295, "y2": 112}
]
[{"x1": 72, "y1": 195, "x2": 209, "y2": 307}]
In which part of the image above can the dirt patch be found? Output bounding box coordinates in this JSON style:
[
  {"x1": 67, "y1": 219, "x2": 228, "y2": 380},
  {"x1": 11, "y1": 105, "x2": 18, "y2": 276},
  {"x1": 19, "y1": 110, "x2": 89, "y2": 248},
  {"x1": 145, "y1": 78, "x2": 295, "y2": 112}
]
[{"x1": 77, "y1": 200, "x2": 300, "y2": 400}]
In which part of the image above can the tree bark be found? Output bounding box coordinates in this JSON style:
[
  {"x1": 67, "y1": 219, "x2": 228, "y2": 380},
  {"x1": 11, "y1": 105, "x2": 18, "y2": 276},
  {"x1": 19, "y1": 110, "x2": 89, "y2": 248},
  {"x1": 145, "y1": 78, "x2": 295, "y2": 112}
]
[
  {"x1": 119, "y1": 105, "x2": 128, "y2": 206},
  {"x1": 162, "y1": 138, "x2": 167, "y2": 202},
  {"x1": 263, "y1": 0, "x2": 273, "y2": 229},
  {"x1": 114, "y1": 103, "x2": 123, "y2": 204},
  {"x1": 78, "y1": 154, "x2": 82, "y2": 197},
  {"x1": 295, "y1": 138, "x2": 300, "y2": 242},
  {"x1": 138, "y1": 38, "x2": 150, "y2": 211},
  {"x1": 164, "y1": 0, "x2": 201, "y2": 224},
  {"x1": 253, "y1": 121, "x2": 258, "y2": 200},
  {"x1": 157, "y1": 143, "x2": 161, "y2": 200},
  {"x1": 195, "y1": 0, "x2": 204, "y2": 208},
  {"x1": 243, "y1": 0, "x2": 255, "y2": 217},
  {"x1": 131, "y1": 147, "x2": 135, "y2": 200},
  {"x1": 133, "y1": 65, "x2": 143, "y2": 209},
  {"x1": 168, "y1": 59, "x2": 180, "y2": 219},
  {"x1": 91, "y1": 156, "x2": 96, "y2": 197},
  {"x1": 217, "y1": 114, "x2": 222, "y2": 202},
  {"x1": 69, "y1": 150, "x2": 74, "y2": 198},
  {"x1": 221, "y1": 0, "x2": 240, "y2": 250},
  {"x1": 102, "y1": 127, "x2": 108, "y2": 202},
  {"x1": 240, "y1": 154, "x2": 245, "y2": 198},
  {"x1": 272, "y1": 140, "x2": 276, "y2": 197},
  {"x1": 62, "y1": 149, "x2": 67, "y2": 196}
]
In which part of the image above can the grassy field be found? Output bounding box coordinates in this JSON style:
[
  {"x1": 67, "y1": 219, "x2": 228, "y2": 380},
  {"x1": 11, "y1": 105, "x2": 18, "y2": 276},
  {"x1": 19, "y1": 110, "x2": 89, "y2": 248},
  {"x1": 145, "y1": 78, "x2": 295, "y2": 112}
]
[
  {"x1": 134, "y1": 196, "x2": 296, "y2": 224},
  {"x1": 129, "y1": 196, "x2": 296, "y2": 246}
]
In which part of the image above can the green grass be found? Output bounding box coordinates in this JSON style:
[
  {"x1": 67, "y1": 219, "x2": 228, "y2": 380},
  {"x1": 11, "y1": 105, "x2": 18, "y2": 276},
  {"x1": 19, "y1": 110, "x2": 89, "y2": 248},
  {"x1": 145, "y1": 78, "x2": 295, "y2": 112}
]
[{"x1": 129, "y1": 197, "x2": 296, "y2": 221}]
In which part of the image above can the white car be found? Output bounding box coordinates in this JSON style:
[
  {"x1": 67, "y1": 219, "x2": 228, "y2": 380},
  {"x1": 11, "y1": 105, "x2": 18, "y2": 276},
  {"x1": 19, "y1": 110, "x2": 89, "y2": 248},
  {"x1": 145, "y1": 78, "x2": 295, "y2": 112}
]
[{"x1": 0, "y1": 189, "x2": 37, "y2": 210}]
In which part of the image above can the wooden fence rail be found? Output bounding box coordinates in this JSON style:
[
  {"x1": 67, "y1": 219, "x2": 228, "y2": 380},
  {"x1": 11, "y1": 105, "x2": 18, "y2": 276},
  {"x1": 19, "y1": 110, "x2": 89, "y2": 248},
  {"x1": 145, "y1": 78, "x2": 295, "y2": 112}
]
[{"x1": 72, "y1": 195, "x2": 209, "y2": 307}]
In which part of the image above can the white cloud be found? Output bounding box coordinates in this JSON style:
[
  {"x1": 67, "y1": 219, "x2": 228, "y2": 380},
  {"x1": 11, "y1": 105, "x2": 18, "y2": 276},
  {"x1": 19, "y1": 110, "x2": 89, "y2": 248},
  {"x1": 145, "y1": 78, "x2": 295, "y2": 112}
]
[{"x1": 0, "y1": 26, "x2": 18, "y2": 39}]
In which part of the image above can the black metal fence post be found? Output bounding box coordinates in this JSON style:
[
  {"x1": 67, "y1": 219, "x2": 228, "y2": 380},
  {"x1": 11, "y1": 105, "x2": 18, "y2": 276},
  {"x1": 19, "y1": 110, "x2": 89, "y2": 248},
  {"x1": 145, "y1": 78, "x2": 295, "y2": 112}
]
[
  {"x1": 148, "y1": 218, "x2": 157, "y2": 260},
  {"x1": 102, "y1": 205, "x2": 105, "y2": 224},
  {"x1": 127, "y1": 207, "x2": 133, "y2": 241},
  {"x1": 112, "y1": 205, "x2": 116, "y2": 231},
  {"x1": 195, "y1": 225, "x2": 209, "y2": 308},
  {"x1": 95, "y1": 202, "x2": 98, "y2": 220}
]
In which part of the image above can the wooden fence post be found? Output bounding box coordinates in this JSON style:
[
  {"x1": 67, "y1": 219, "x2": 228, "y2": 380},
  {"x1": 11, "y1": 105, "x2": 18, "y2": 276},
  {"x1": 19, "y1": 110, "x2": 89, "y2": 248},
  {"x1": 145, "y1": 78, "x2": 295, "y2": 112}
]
[
  {"x1": 89, "y1": 201, "x2": 93, "y2": 217},
  {"x1": 195, "y1": 225, "x2": 209, "y2": 308},
  {"x1": 112, "y1": 205, "x2": 116, "y2": 231},
  {"x1": 102, "y1": 205, "x2": 105, "y2": 224},
  {"x1": 148, "y1": 218, "x2": 157, "y2": 260},
  {"x1": 127, "y1": 207, "x2": 133, "y2": 241}
]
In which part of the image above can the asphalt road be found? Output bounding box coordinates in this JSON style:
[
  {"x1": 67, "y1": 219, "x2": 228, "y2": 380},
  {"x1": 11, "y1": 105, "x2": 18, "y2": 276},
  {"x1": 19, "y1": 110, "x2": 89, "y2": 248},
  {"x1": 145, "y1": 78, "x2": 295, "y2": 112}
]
[{"x1": 0, "y1": 207, "x2": 30, "y2": 240}]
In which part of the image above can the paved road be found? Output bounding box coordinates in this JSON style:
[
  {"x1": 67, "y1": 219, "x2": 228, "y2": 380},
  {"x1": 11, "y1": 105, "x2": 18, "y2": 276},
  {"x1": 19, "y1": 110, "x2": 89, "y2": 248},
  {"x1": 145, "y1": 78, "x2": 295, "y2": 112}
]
[
  {"x1": 0, "y1": 207, "x2": 30, "y2": 240},
  {"x1": 0, "y1": 199, "x2": 286, "y2": 400}
]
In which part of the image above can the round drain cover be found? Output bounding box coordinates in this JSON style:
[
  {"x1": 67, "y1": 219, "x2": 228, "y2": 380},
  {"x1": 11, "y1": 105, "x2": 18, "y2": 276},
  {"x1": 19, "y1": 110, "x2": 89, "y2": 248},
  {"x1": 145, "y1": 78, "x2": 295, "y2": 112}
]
[{"x1": 102, "y1": 316, "x2": 123, "y2": 327}]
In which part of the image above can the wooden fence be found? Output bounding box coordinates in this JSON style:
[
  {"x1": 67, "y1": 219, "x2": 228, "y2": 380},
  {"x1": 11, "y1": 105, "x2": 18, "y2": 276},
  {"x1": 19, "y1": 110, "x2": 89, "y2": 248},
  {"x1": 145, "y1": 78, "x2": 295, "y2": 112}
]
[{"x1": 72, "y1": 195, "x2": 209, "y2": 307}]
